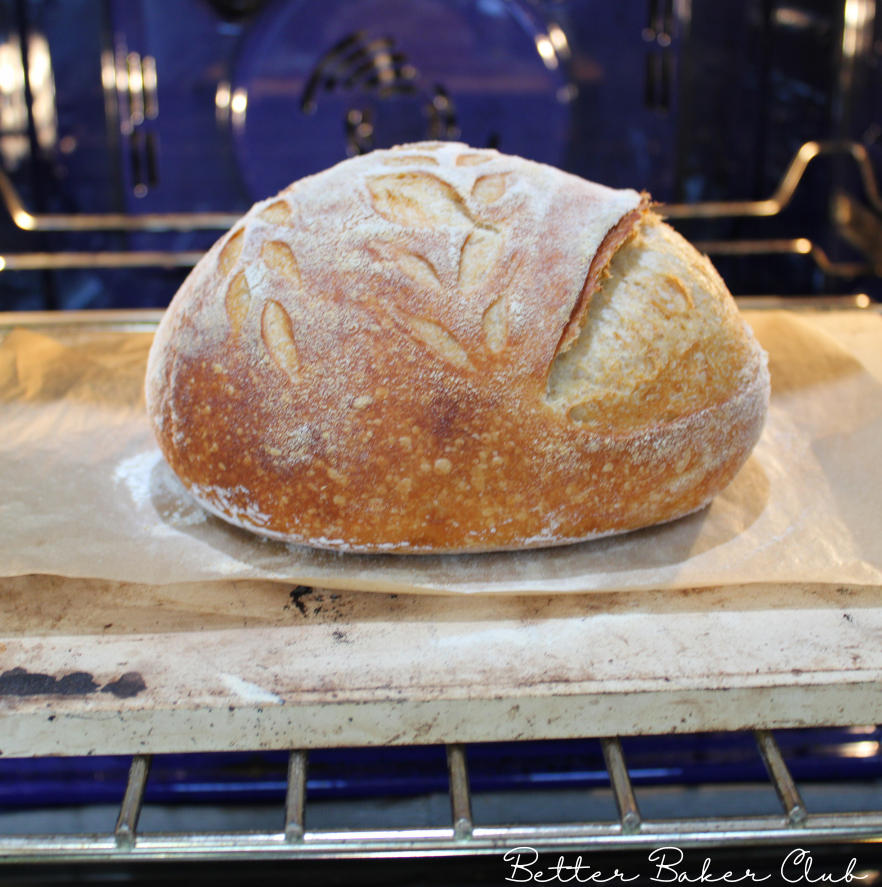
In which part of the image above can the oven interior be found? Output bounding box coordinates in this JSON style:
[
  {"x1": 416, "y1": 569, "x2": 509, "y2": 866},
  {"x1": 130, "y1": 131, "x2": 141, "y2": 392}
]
[{"x1": 0, "y1": 0, "x2": 881, "y2": 873}]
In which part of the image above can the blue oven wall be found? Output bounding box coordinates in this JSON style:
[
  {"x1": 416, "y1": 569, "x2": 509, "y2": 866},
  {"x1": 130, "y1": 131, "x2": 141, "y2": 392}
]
[
  {"x1": 111, "y1": 0, "x2": 251, "y2": 215},
  {"x1": 0, "y1": 0, "x2": 247, "y2": 311},
  {"x1": 0, "y1": 0, "x2": 872, "y2": 310},
  {"x1": 0, "y1": 0, "x2": 115, "y2": 310},
  {"x1": 673, "y1": 0, "x2": 863, "y2": 297},
  {"x1": 559, "y1": 0, "x2": 681, "y2": 196}
]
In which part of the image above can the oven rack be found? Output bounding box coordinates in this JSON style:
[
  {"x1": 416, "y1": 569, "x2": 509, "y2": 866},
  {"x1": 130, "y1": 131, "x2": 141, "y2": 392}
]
[
  {"x1": 0, "y1": 140, "x2": 880, "y2": 280},
  {"x1": 2, "y1": 731, "x2": 882, "y2": 864}
]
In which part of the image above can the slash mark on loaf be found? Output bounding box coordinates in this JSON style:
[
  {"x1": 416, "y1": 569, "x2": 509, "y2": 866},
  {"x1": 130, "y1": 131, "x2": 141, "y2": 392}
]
[
  {"x1": 259, "y1": 200, "x2": 293, "y2": 225},
  {"x1": 262, "y1": 300, "x2": 301, "y2": 382},
  {"x1": 261, "y1": 240, "x2": 301, "y2": 285},
  {"x1": 381, "y1": 154, "x2": 439, "y2": 166},
  {"x1": 459, "y1": 227, "x2": 503, "y2": 292},
  {"x1": 225, "y1": 271, "x2": 251, "y2": 335},
  {"x1": 471, "y1": 173, "x2": 507, "y2": 204},
  {"x1": 404, "y1": 314, "x2": 474, "y2": 371},
  {"x1": 555, "y1": 205, "x2": 647, "y2": 357},
  {"x1": 392, "y1": 247, "x2": 444, "y2": 292},
  {"x1": 367, "y1": 172, "x2": 474, "y2": 228},
  {"x1": 218, "y1": 227, "x2": 244, "y2": 276},
  {"x1": 456, "y1": 153, "x2": 491, "y2": 166},
  {"x1": 482, "y1": 294, "x2": 508, "y2": 354}
]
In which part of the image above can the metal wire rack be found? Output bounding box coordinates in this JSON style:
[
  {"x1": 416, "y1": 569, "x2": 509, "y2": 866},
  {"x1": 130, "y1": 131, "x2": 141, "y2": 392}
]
[{"x1": 2, "y1": 731, "x2": 882, "y2": 864}]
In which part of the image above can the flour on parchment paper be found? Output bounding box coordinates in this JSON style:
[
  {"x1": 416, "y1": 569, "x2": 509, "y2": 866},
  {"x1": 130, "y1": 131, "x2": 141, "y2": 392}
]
[{"x1": 113, "y1": 448, "x2": 208, "y2": 531}]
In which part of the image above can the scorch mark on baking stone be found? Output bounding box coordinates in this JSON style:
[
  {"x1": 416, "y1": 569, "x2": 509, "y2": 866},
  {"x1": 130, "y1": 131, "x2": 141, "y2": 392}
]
[
  {"x1": 0, "y1": 667, "x2": 146, "y2": 698},
  {"x1": 101, "y1": 672, "x2": 147, "y2": 699},
  {"x1": 284, "y1": 586, "x2": 313, "y2": 616}
]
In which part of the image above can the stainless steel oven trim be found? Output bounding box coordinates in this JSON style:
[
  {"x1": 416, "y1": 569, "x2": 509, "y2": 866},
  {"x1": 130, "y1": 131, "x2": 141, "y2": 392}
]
[{"x1": 662, "y1": 140, "x2": 882, "y2": 219}]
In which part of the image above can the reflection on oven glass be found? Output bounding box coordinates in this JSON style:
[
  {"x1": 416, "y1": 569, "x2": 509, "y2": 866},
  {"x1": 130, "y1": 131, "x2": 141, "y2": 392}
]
[{"x1": 0, "y1": 30, "x2": 55, "y2": 170}]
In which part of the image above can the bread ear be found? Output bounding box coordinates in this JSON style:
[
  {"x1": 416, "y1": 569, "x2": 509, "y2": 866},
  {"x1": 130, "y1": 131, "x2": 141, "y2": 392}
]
[{"x1": 555, "y1": 203, "x2": 648, "y2": 359}]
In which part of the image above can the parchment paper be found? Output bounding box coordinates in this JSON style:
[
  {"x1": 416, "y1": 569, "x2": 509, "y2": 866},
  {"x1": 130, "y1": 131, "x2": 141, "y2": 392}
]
[{"x1": 1, "y1": 311, "x2": 881, "y2": 594}]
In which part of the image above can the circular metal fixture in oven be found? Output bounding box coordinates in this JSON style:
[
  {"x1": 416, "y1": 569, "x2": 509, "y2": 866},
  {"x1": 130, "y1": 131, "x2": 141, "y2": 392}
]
[{"x1": 226, "y1": 0, "x2": 575, "y2": 200}]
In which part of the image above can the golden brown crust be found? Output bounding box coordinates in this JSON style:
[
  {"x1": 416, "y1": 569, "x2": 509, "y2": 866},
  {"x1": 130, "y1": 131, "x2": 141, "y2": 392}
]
[{"x1": 146, "y1": 143, "x2": 769, "y2": 553}]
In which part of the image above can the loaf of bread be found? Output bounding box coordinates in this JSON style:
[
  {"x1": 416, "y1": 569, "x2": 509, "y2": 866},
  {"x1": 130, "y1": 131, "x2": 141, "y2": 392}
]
[{"x1": 146, "y1": 141, "x2": 769, "y2": 553}]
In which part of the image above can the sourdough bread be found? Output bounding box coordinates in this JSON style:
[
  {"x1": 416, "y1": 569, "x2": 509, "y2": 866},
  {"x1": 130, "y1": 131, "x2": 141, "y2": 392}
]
[{"x1": 146, "y1": 142, "x2": 769, "y2": 553}]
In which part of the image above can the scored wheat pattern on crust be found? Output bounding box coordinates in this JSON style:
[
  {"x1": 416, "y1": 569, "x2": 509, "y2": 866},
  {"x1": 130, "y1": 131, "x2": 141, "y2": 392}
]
[
  {"x1": 363, "y1": 160, "x2": 520, "y2": 369},
  {"x1": 481, "y1": 255, "x2": 522, "y2": 354},
  {"x1": 482, "y1": 295, "x2": 507, "y2": 354},
  {"x1": 218, "y1": 228, "x2": 245, "y2": 277},
  {"x1": 380, "y1": 155, "x2": 439, "y2": 166},
  {"x1": 471, "y1": 174, "x2": 507, "y2": 205},
  {"x1": 261, "y1": 240, "x2": 302, "y2": 286},
  {"x1": 456, "y1": 153, "x2": 492, "y2": 166},
  {"x1": 459, "y1": 227, "x2": 503, "y2": 293},
  {"x1": 225, "y1": 271, "x2": 251, "y2": 336},
  {"x1": 404, "y1": 314, "x2": 474, "y2": 371},
  {"x1": 391, "y1": 247, "x2": 444, "y2": 292},
  {"x1": 261, "y1": 300, "x2": 301, "y2": 382},
  {"x1": 259, "y1": 200, "x2": 294, "y2": 225},
  {"x1": 367, "y1": 172, "x2": 474, "y2": 228}
]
